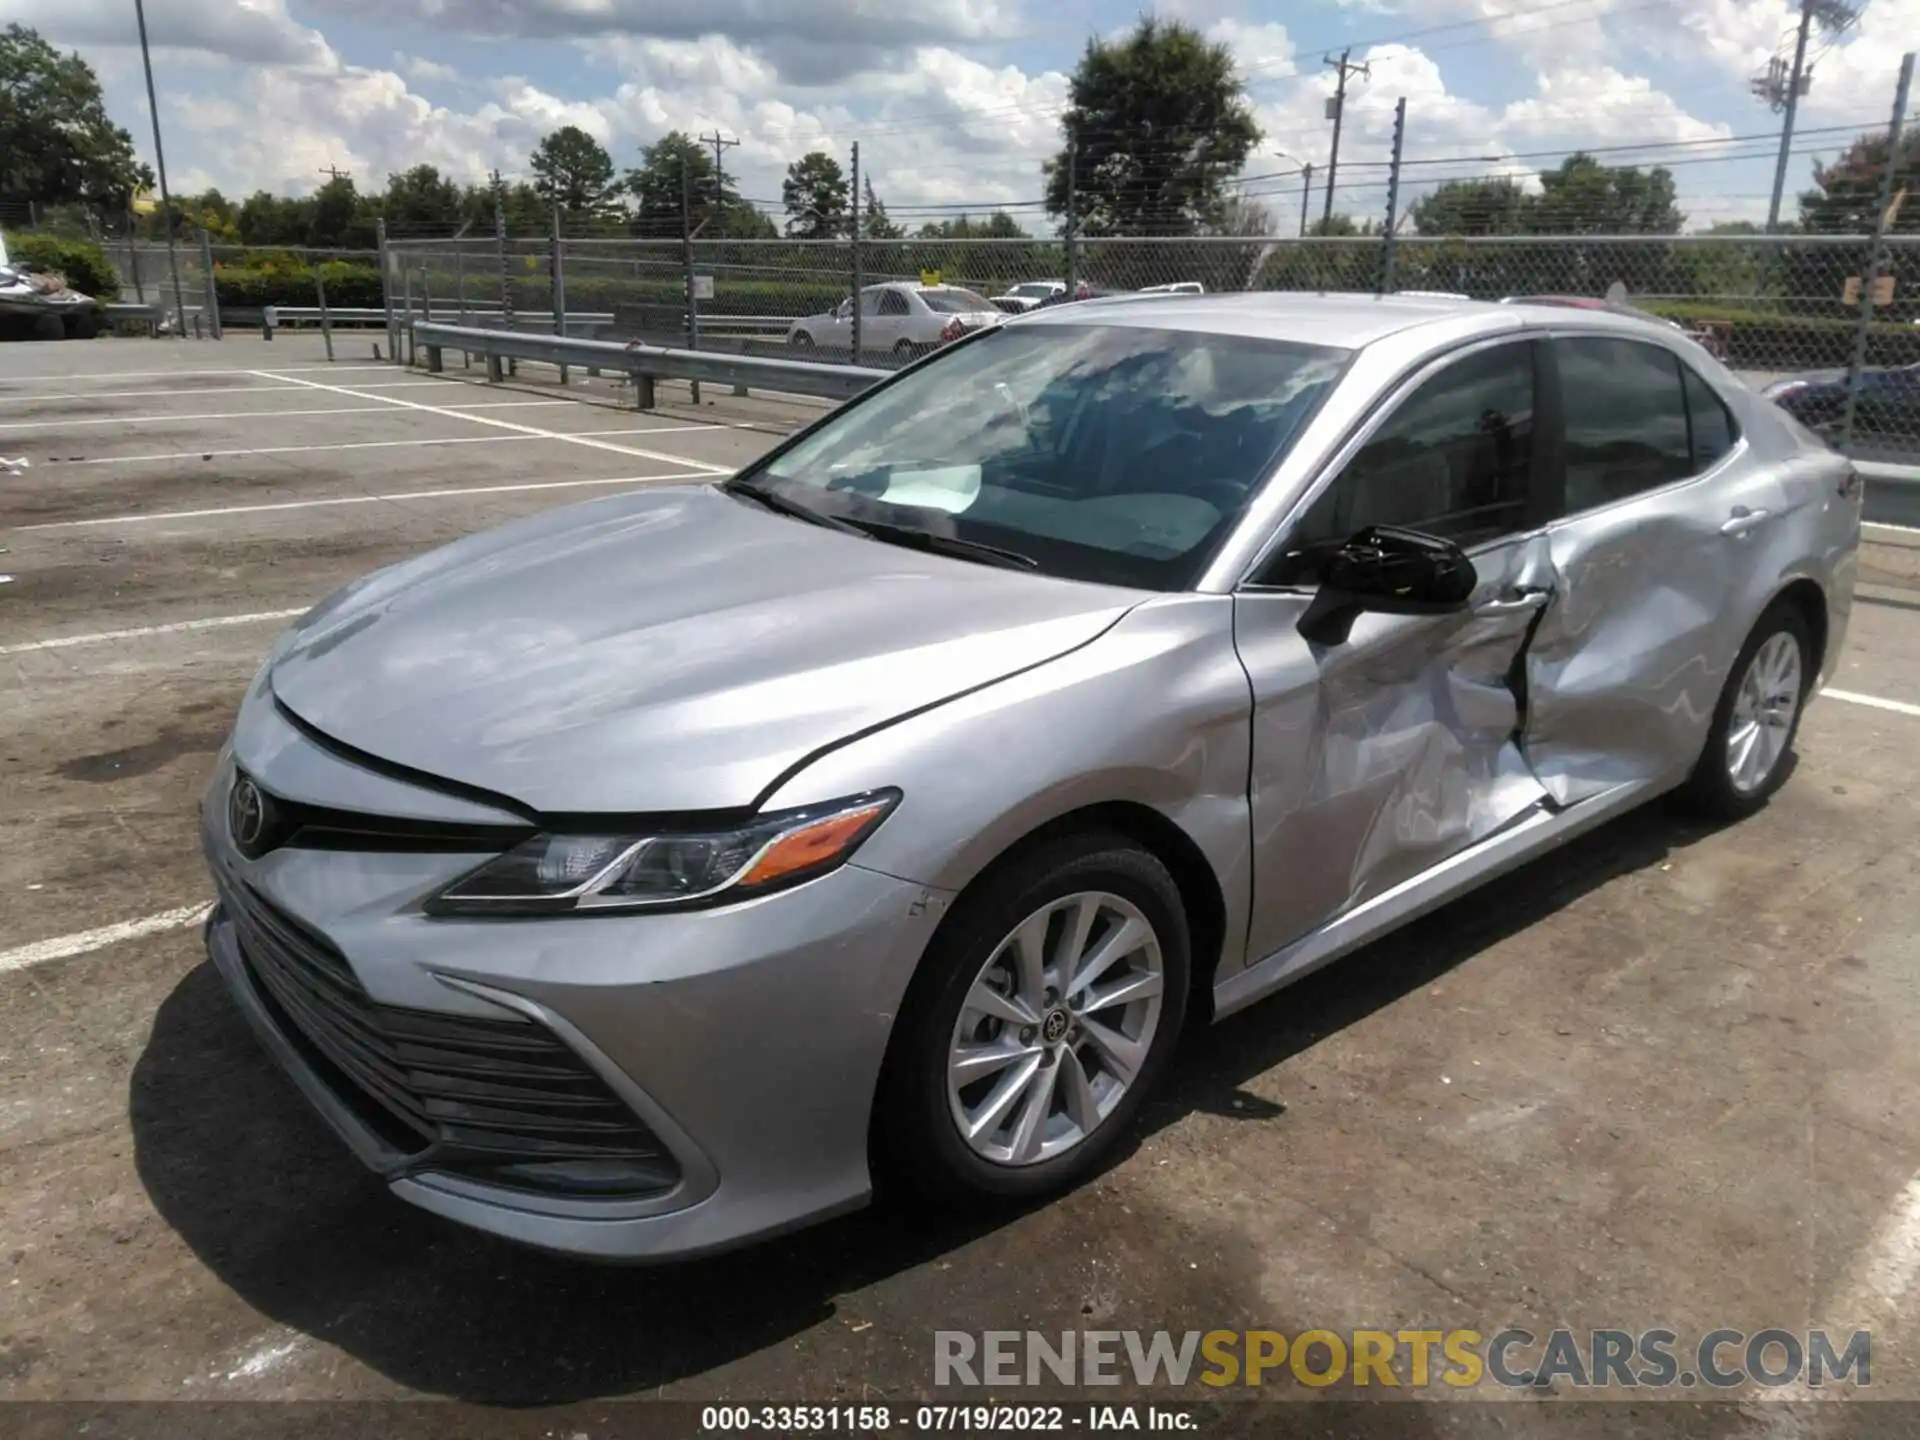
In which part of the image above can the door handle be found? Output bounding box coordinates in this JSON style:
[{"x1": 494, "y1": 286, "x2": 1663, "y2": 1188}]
[
  {"x1": 1473, "y1": 587, "x2": 1551, "y2": 615},
  {"x1": 1720, "y1": 506, "x2": 1772, "y2": 536}
]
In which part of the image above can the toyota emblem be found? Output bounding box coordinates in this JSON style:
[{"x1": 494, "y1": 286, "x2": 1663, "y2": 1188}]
[{"x1": 227, "y1": 773, "x2": 270, "y2": 856}]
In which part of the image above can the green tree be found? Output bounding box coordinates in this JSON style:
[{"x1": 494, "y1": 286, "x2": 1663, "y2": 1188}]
[
  {"x1": 1410, "y1": 177, "x2": 1531, "y2": 236},
  {"x1": 1043, "y1": 16, "x2": 1260, "y2": 237},
  {"x1": 782, "y1": 151, "x2": 849, "y2": 238},
  {"x1": 1797, "y1": 129, "x2": 1918, "y2": 236},
  {"x1": 861, "y1": 178, "x2": 900, "y2": 240},
  {"x1": 307, "y1": 174, "x2": 368, "y2": 247},
  {"x1": 624, "y1": 131, "x2": 755, "y2": 237},
  {"x1": 382, "y1": 164, "x2": 465, "y2": 233},
  {"x1": 236, "y1": 191, "x2": 315, "y2": 246},
  {"x1": 916, "y1": 211, "x2": 1030, "y2": 239},
  {"x1": 529, "y1": 125, "x2": 621, "y2": 221},
  {"x1": 1528, "y1": 153, "x2": 1683, "y2": 235},
  {"x1": 0, "y1": 24, "x2": 151, "y2": 210}
]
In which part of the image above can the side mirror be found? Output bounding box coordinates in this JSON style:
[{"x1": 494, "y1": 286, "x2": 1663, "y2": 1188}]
[{"x1": 1295, "y1": 525, "x2": 1477, "y2": 645}]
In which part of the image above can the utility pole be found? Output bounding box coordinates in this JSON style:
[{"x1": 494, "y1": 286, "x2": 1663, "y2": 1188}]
[
  {"x1": 699, "y1": 131, "x2": 740, "y2": 211},
  {"x1": 1754, "y1": 0, "x2": 1860, "y2": 232},
  {"x1": 318, "y1": 163, "x2": 351, "y2": 184},
  {"x1": 1299, "y1": 163, "x2": 1314, "y2": 237},
  {"x1": 1380, "y1": 98, "x2": 1407, "y2": 295},
  {"x1": 133, "y1": 0, "x2": 188, "y2": 338},
  {"x1": 1322, "y1": 48, "x2": 1370, "y2": 229}
]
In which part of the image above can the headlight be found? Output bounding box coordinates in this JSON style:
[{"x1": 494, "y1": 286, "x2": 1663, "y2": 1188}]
[{"x1": 426, "y1": 790, "x2": 900, "y2": 917}]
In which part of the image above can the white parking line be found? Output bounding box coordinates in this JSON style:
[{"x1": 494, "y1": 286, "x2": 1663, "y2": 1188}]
[
  {"x1": 0, "y1": 399, "x2": 576, "y2": 431},
  {"x1": 0, "y1": 903, "x2": 211, "y2": 976},
  {"x1": 255, "y1": 370, "x2": 731, "y2": 473},
  {"x1": 0, "y1": 364, "x2": 404, "y2": 386},
  {"x1": 0, "y1": 379, "x2": 466, "y2": 406},
  {"x1": 1824, "y1": 689, "x2": 1920, "y2": 718},
  {"x1": 16, "y1": 469, "x2": 717, "y2": 531},
  {"x1": 27, "y1": 421, "x2": 732, "y2": 468},
  {"x1": 0, "y1": 609, "x2": 308, "y2": 656},
  {"x1": 1863, "y1": 520, "x2": 1920, "y2": 539}
]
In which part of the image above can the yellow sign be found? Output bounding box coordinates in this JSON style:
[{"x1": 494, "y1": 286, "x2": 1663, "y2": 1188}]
[
  {"x1": 1842, "y1": 275, "x2": 1897, "y2": 306},
  {"x1": 920, "y1": 268, "x2": 943, "y2": 286},
  {"x1": 131, "y1": 192, "x2": 159, "y2": 215}
]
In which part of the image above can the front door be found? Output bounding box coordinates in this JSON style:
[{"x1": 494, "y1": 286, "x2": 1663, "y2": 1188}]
[{"x1": 1234, "y1": 338, "x2": 1557, "y2": 961}]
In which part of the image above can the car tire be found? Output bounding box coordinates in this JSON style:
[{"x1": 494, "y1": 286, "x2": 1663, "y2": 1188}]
[
  {"x1": 63, "y1": 309, "x2": 101, "y2": 340},
  {"x1": 789, "y1": 331, "x2": 814, "y2": 350},
  {"x1": 892, "y1": 339, "x2": 917, "y2": 358},
  {"x1": 28, "y1": 314, "x2": 64, "y2": 342},
  {"x1": 1676, "y1": 601, "x2": 1814, "y2": 821},
  {"x1": 874, "y1": 830, "x2": 1190, "y2": 1207}
]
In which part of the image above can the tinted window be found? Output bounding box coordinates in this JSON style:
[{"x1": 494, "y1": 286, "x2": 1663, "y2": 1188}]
[
  {"x1": 733, "y1": 324, "x2": 1349, "y2": 591},
  {"x1": 1558, "y1": 338, "x2": 1692, "y2": 511},
  {"x1": 920, "y1": 289, "x2": 995, "y2": 313},
  {"x1": 1682, "y1": 364, "x2": 1738, "y2": 470},
  {"x1": 1275, "y1": 342, "x2": 1536, "y2": 577}
]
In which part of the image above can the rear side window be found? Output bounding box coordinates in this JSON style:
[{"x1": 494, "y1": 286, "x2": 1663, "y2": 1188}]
[
  {"x1": 1682, "y1": 364, "x2": 1739, "y2": 470},
  {"x1": 880, "y1": 290, "x2": 911, "y2": 317},
  {"x1": 1556, "y1": 338, "x2": 1693, "y2": 511}
]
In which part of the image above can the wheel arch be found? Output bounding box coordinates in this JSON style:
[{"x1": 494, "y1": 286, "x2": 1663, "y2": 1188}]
[{"x1": 1768, "y1": 575, "x2": 1829, "y2": 683}]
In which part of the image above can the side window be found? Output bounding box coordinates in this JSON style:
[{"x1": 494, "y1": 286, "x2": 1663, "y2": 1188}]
[
  {"x1": 1556, "y1": 338, "x2": 1692, "y2": 512},
  {"x1": 1682, "y1": 363, "x2": 1739, "y2": 471},
  {"x1": 880, "y1": 290, "x2": 911, "y2": 317},
  {"x1": 1270, "y1": 342, "x2": 1536, "y2": 581},
  {"x1": 858, "y1": 290, "x2": 884, "y2": 317}
]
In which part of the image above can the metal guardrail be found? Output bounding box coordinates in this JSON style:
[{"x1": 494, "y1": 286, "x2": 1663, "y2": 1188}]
[{"x1": 411, "y1": 320, "x2": 888, "y2": 408}]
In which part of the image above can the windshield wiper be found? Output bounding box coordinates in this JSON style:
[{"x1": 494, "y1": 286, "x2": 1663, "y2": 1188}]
[
  {"x1": 727, "y1": 478, "x2": 867, "y2": 535},
  {"x1": 844, "y1": 520, "x2": 1039, "y2": 571}
]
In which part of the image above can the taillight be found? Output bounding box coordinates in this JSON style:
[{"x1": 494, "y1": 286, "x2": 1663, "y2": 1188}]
[
  {"x1": 1840, "y1": 467, "x2": 1864, "y2": 502},
  {"x1": 940, "y1": 317, "x2": 964, "y2": 343}
]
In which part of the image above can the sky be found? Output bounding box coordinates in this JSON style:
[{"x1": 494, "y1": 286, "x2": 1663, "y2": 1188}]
[{"x1": 13, "y1": 0, "x2": 1918, "y2": 234}]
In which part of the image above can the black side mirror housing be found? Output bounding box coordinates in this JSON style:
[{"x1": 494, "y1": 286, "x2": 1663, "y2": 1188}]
[{"x1": 1295, "y1": 525, "x2": 1478, "y2": 645}]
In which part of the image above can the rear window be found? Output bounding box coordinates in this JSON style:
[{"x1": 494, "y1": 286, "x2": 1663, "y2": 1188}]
[
  {"x1": 1682, "y1": 364, "x2": 1739, "y2": 470},
  {"x1": 920, "y1": 289, "x2": 995, "y2": 313},
  {"x1": 1555, "y1": 337, "x2": 1694, "y2": 512}
]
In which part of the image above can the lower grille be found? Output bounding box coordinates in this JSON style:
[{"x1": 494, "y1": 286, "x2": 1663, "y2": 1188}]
[{"x1": 215, "y1": 875, "x2": 679, "y2": 1199}]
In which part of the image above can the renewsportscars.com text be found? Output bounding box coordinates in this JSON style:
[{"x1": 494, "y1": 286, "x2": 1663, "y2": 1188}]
[{"x1": 933, "y1": 1328, "x2": 1872, "y2": 1390}]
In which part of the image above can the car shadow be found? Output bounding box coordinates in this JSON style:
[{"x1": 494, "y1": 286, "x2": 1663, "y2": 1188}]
[{"x1": 129, "y1": 797, "x2": 1725, "y2": 1406}]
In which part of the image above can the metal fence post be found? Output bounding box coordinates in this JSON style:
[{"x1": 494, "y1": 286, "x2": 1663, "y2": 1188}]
[
  {"x1": 376, "y1": 217, "x2": 397, "y2": 363},
  {"x1": 123, "y1": 209, "x2": 144, "y2": 310},
  {"x1": 850, "y1": 141, "x2": 863, "y2": 362},
  {"x1": 682, "y1": 160, "x2": 701, "y2": 404},
  {"x1": 1840, "y1": 51, "x2": 1914, "y2": 455},
  {"x1": 455, "y1": 244, "x2": 468, "y2": 323},
  {"x1": 551, "y1": 205, "x2": 569, "y2": 385},
  {"x1": 1380, "y1": 97, "x2": 1407, "y2": 296},
  {"x1": 1064, "y1": 135, "x2": 1079, "y2": 293},
  {"x1": 400, "y1": 264, "x2": 414, "y2": 367},
  {"x1": 316, "y1": 273, "x2": 335, "y2": 362},
  {"x1": 198, "y1": 228, "x2": 222, "y2": 338}
]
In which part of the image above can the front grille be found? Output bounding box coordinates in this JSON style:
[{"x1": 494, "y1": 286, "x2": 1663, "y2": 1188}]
[{"x1": 215, "y1": 874, "x2": 679, "y2": 1198}]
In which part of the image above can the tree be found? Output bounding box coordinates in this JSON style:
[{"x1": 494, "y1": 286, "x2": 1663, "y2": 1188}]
[
  {"x1": 0, "y1": 23, "x2": 151, "y2": 210},
  {"x1": 1210, "y1": 193, "x2": 1278, "y2": 237},
  {"x1": 308, "y1": 175, "x2": 369, "y2": 247},
  {"x1": 382, "y1": 164, "x2": 464, "y2": 233},
  {"x1": 861, "y1": 179, "x2": 900, "y2": 240},
  {"x1": 1043, "y1": 16, "x2": 1260, "y2": 237},
  {"x1": 530, "y1": 125, "x2": 621, "y2": 221},
  {"x1": 1411, "y1": 177, "x2": 1531, "y2": 237},
  {"x1": 236, "y1": 191, "x2": 314, "y2": 246},
  {"x1": 782, "y1": 151, "x2": 849, "y2": 238},
  {"x1": 625, "y1": 130, "x2": 749, "y2": 237},
  {"x1": 1797, "y1": 129, "x2": 1918, "y2": 236},
  {"x1": 916, "y1": 211, "x2": 1030, "y2": 239},
  {"x1": 1528, "y1": 154, "x2": 1683, "y2": 235}
]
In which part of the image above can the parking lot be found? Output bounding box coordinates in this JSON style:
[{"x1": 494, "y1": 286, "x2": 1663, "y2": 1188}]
[{"x1": 4, "y1": 335, "x2": 1920, "y2": 1430}]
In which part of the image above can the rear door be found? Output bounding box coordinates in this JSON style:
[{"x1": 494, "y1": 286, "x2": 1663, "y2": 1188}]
[{"x1": 1518, "y1": 334, "x2": 1787, "y2": 803}]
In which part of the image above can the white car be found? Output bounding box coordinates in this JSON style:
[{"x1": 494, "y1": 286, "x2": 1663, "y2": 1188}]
[
  {"x1": 786, "y1": 282, "x2": 1005, "y2": 359},
  {"x1": 991, "y1": 280, "x2": 1068, "y2": 313},
  {"x1": 0, "y1": 231, "x2": 101, "y2": 340},
  {"x1": 1137, "y1": 281, "x2": 1205, "y2": 295}
]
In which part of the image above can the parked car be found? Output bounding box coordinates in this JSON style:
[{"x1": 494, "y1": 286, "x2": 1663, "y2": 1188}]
[
  {"x1": 786, "y1": 281, "x2": 1004, "y2": 358},
  {"x1": 1136, "y1": 281, "x2": 1206, "y2": 295},
  {"x1": 1763, "y1": 362, "x2": 1920, "y2": 439},
  {"x1": 1033, "y1": 280, "x2": 1129, "y2": 308},
  {"x1": 0, "y1": 231, "x2": 101, "y2": 340},
  {"x1": 991, "y1": 280, "x2": 1068, "y2": 313},
  {"x1": 202, "y1": 293, "x2": 1859, "y2": 1263}
]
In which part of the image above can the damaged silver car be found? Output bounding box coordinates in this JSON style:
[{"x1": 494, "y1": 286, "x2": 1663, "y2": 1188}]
[{"x1": 200, "y1": 293, "x2": 1861, "y2": 1262}]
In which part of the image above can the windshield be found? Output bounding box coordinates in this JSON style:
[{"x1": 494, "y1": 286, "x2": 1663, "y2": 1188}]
[
  {"x1": 728, "y1": 322, "x2": 1350, "y2": 590},
  {"x1": 920, "y1": 289, "x2": 996, "y2": 314}
]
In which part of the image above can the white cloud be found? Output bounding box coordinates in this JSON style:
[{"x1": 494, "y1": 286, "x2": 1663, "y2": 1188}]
[
  {"x1": 398, "y1": 53, "x2": 462, "y2": 85},
  {"x1": 10, "y1": 0, "x2": 334, "y2": 69}
]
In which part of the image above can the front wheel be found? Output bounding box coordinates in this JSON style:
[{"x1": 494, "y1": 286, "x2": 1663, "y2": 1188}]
[
  {"x1": 1677, "y1": 602, "x2": 1812, "y2": 819},
  {"x1": 875, "y1": 832, "x2": 1189, "y2": 1204},
  {"x1": 788, "y1": 331, "x2": 814, "y2": 350}
]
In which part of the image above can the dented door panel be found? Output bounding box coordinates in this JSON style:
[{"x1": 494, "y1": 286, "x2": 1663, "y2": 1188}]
[{"x1": 1236, "y1": 533, "x2": 1552, "y2": 962}]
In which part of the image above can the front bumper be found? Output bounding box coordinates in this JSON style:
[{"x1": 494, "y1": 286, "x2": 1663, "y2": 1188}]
[{"x1": 198, "y1": 739, "x2": 951, "y2": 1263}]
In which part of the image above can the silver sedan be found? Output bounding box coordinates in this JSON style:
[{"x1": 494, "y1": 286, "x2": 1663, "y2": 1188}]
[{"x1": 199, "y1": 293, "x2": 1861, "y2": 1262}]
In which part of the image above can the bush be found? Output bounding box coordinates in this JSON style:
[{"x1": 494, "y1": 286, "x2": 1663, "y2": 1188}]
[
  {"x1": 7, "y1": 235, "x2": 119, "y2": 302},
  {"x1": 213, "y1": 262, "x2": 385, "y2": 310},
  {"x1": 1639, "y1": 300, "x2": 1920, "y2": 371}
]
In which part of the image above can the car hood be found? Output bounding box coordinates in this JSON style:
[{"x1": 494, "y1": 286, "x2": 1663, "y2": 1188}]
[{"x1": 268, "y1": 483, "x2": 1140, "y2": 815}]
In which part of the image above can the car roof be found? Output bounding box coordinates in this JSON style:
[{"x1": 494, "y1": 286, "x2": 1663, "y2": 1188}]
[{"x1": 1011, "y1": 289, "x2": 1684, "y2": 352}]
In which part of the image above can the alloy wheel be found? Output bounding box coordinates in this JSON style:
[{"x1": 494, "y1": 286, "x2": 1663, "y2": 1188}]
[
  {"x1": 945, "y1": 890, "x2": 1165, "y2": 1167},
  {"x1": 1726, "y1": 630, "x2": 1803, "y2": 795}
]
